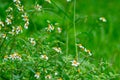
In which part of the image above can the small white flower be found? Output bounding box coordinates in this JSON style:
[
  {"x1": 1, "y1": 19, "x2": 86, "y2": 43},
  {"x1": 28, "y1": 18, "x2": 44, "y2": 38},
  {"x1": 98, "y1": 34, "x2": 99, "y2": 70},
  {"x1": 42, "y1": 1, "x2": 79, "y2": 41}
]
[
  {"x1": 16, "y1": 5, "x2": 24, "y2": 12},
  {"x1": 46, "y1": 24, "x2": 54, "y2": 32},
  {"x1": 55, "y1": 72, "x2": 58, "y2": 76},
  {"x1": 16, "y1": 26, "x2": 23, "y2": 34},
  {"x1": 41, "y1": 55, "x2": 48, "y2": 60},
  {"x1": 99, "y1": 17, "x2": 107, "y2": 22},
  {"x1": 45, "y1": 74, "x2": 52, "y2": 79},
  {"x1": 35, "y1": 4, "x2": 42, "y2": 11},
  {"x1": 34, "y1": 72, "x2": 40, "y2": 79},
  {"x1": 86, "y1": 50, "x2": 92, "y2": 56},
  {"x1": 71, "y1": 60, "x2": 80, "y2": 67},
  {"x1": 77, "y1": 44, "x2": 84, "y2": 50},
  {"x1": 21, "y1": 13, "x2": 29, "y2": 22},
  {"x1": 24, "y1": 21, "x2": 29, "y2": 29},
  {"x1": 53, "y1": 47, "x2": 62, "y2": 53},
  {"x1": 9, "y1": 52, "x2": 22, "y2": 61},
  {"x1": 5, "y1": 18, "x2": 12, "y2": 25},
  {"x1": 29, "y1": 38, "x2": 36, "y2": 46},
  {"x1": 57, "y1": 27, "x2": 62, "y2": 33}
]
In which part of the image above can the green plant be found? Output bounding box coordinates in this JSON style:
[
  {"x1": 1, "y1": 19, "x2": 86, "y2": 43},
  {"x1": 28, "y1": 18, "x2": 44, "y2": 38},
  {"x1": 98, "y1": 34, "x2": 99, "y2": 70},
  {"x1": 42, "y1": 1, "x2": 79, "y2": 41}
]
[{"x1": 0, "y1": 0, "x2": 119, "y2": 80}]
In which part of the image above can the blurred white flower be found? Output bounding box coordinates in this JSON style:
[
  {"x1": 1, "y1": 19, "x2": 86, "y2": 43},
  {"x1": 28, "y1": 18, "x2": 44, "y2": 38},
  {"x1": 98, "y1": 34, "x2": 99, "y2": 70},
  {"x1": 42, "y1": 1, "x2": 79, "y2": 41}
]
[
  {"x1": 57, "y1": 27, "x2": 62, "y2": 33},
  {"x1": 34, "y1": 72, "x2": 40, "y2": 79},
  {"x1": 77, "y1": 44, "x2": 92, "y2": 56},
  {"x1": 9, "y1": 52, "x2": 22, "y2": 61},
  {"x1": 29, "y1": 38, "x2": 36, "y2": 46},
  {"x1": 5, "y1": 18, "x2": 12, "y2": 25},
  {"x1": 16, "y1": 26, "x2": 23, "y2": 34},
  {"x1": 22, "y1": 13, "x2": 29, "y2": 22},
  {"x1": 55, "y1": 72, "x2": 58, "y2": 76},
  {"x1": 71, "y1": 60, "x2": 80, "y2": 67},
  {"x1": 41, "y1": 55, "x2": 48, "y2": 60},
  {"x1": 35, "y1": 4, "x2": 42, "y2": 11},
  {"x1": 99, "y1": 17, "x2": 107, "y2": 22},
  {"x1": 53, "y1": 47, "x2": 62, "y2": 53},
  {"x1": 45, "y1": 74, "x2": 52, "y2": 79},
  {"x1": 46, "y1": 24, "x2": 54, "y2": 32}
]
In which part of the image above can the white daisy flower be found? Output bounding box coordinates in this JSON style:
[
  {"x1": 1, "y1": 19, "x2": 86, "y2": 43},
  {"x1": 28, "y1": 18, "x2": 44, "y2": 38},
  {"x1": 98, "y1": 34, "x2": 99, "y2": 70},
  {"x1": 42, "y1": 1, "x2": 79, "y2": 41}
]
[
  {"x1": 41, "y1": 55, "x2": 48, "y2": 60},
  {"x1": 71, "y1": 60, "x2": 80, "y2": 67}
]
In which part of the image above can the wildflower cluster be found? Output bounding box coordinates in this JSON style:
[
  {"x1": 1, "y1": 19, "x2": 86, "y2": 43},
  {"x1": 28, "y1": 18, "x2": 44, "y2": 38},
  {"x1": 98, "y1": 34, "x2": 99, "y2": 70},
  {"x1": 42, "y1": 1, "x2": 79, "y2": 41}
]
[
  {"x1": 4, "y1": 52, "x2": 22, "y2": 61},
  {"x1": 0, "y1": 0, "x2": 118, "y2": 80},
  {"x1": 13, "y1": 0, "x2": 29, "y2": 30}
]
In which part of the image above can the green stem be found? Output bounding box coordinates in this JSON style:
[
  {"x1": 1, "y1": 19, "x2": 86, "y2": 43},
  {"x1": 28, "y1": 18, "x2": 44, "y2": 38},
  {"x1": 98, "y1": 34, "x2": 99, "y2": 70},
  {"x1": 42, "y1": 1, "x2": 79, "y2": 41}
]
[
  {"x1": 73, "y1": 0, "x2": 78, "y2": 60},
  {"x1": 66, "y1": 23, "x2": 69, "y2": 58}
]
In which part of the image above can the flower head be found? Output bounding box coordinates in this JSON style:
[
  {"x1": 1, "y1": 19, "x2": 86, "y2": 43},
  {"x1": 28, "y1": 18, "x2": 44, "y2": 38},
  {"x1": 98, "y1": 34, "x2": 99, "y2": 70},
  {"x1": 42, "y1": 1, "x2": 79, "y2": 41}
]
[
  {"x1": 29, "y1": 38, "x2": 36, "y2": 46},
  {"x1": 9, "y1": 52, "x2": 22, "y2": 61},
  {"x1": 5, "y1": 18, "x2": 12, "y2": 25},
  {"x1": 45, "y1": 74, "x2": 51, "y2": 79},
  {"x1": 35, "y1": 4, "x2": 42, "y2": 11},
  {"x1": 22, "y1": 13, "x2": 29, "y2": 22},
  {"x1": 53, "y1": 47, "x2": 62, "y2": 53},
  {"x1": 99, "y1": 17, "x2": 107, "y2": 22},
  {"x1": 41, "y1": 55, "x2": 48, "y2": 60},
  {"x1": 57, "y1": 27, "x2": 62, "y2": 33},
  {"x1": 16, "y1": 26, "x2": 23, "y2": 34},
  {"x1": 34, "y1": 72, "x2": 40, "y2": 79},
  {"x1": 24, "y1": 21, "x2": 29, "y2": 29},
  {"x1": 71, "y1": 60, "x2": 80, "y2": 67},
  {"x1": 46, "y1": 24, "x2": 54, "y2": 32}
]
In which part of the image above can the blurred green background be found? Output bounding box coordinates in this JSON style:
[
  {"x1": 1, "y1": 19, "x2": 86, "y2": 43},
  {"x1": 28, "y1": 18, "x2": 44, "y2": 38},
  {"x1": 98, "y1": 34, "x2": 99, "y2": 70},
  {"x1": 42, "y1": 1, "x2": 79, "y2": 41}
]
[{"x1": 0, "y1": 0, "x2": 120, "y2": 75}]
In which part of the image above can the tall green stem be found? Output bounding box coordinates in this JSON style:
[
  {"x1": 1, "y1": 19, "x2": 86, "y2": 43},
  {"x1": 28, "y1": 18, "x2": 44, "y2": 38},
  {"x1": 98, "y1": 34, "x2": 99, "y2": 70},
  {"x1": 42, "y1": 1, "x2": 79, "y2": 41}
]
[
  {"x1": 66, "y1": 23, "x2": 69, "y2": 58},
  {"x1": 73, "y1": 0, "x2": 78, "y2": 60}
]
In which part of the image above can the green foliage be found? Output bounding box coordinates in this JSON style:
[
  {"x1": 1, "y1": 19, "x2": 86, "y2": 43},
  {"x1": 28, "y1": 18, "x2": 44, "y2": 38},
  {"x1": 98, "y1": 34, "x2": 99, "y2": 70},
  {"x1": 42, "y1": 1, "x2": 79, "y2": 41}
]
[{"x1": 0, "y1": 0, "x2": 120, "y2": 80}]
